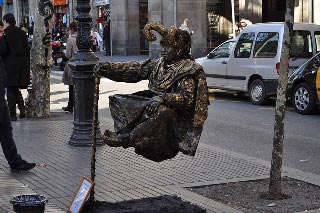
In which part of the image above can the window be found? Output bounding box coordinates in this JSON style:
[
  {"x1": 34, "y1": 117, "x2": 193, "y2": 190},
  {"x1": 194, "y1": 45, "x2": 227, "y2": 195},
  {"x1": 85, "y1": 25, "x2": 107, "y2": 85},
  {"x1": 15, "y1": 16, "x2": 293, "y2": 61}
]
[
  {"x1": 234, "y1": 33, "x2": 255, "y2": 58},
  {"x1": 210, "y1": 40, "x2": 236, "y2": 58},
  {"x1": 290, "y1": 30, "x2": 312, "y2": 58},
  {"x1": 253, "y1": 32, "x2": 279, "y2": 58},
  {"x1": 309, "y1": 54, "x2": 320, "y2": 69},
  {"x1": 315, "y1": 31, "x2": 320, "y2": 52}
]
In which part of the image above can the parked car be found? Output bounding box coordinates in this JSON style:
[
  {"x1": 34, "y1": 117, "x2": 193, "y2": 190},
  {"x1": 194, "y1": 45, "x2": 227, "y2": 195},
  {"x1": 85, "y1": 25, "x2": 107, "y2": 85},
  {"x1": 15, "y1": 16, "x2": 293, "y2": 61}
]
[
  {"x1": 197, "y1": 23, "x2": 320, "y2": 105},
  {"x1": 287, "y1": 52, "x2": 320, "y2": 114}
]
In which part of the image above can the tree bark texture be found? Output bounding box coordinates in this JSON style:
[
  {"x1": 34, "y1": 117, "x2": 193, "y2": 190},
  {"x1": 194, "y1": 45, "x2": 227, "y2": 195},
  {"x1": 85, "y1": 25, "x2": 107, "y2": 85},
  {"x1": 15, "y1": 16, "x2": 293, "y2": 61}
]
[
  {"x1": 25, "y1": 0, "x2": 54, "y2": 118},
  {"x1": 269, "y1": 0, "x2": 295, "y2": 196}
]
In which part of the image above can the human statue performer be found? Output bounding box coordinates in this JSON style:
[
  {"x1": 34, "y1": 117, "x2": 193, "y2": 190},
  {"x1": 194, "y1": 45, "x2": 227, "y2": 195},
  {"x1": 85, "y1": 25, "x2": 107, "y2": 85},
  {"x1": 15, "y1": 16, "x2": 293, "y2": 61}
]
[{"x1": 94, "y1": 22, "x2": 209, "y2": 162}]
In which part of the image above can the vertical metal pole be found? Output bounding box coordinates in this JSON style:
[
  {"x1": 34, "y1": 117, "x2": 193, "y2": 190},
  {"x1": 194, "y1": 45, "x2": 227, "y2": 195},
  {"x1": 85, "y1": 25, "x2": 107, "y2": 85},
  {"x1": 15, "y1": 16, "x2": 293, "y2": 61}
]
[
  {"x1": 13, "y1": 0, "x2": 19, "y2": 26},
  {"x1": 89, "y1": 76, "x2": 100, "y2": 202},
  {"x1": 72, "y1": 0, "x2": 75, "y2": 22},
  {"x1": 173, "y1": 0, "x2": 177, "y2": 26},
  {"x1": 308, "y1": 0, "x2": 313, "y2": 23},
  {"x1": 110, "y1": 1, "x2": 113, "y2": 61},
  {"x1": 231, "y1": 0, "x2": 236, "y2": 38},
  {"x1": 68, "y1": 0, "x2": 70, "y2": 25},
  {"x1": 69, "y1": 0, "x2": 102, "y2": 146}
]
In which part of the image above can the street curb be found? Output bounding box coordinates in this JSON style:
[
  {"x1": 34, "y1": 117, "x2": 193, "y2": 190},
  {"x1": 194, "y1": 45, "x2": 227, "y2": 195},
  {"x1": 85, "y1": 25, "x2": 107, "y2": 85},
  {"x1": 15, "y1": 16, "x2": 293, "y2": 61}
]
[
  {"x1": 3, "y1": 110, "x2": 320, "y2": 212},
  {"x1": 178, "y1": 143, "x2": 320, "y2": 213},
  {"x1": 200, "y1": 143, "x2": 320, "y2": 185},
  {"x1": 162, "y1": 185, "x2": 243, "y2": 213}
]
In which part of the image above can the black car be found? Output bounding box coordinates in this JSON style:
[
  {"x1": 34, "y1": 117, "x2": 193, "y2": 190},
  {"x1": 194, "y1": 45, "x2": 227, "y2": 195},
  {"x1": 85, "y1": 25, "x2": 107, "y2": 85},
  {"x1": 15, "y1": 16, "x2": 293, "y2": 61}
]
[{"x1": 287, "y1": 52, "x2": 320, "y2": 114}]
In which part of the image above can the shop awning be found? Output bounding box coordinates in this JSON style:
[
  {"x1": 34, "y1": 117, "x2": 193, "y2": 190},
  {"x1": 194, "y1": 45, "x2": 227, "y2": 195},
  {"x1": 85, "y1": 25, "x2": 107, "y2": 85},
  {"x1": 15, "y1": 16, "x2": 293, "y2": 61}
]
[{"x1": 54, "y1": 0, "x2": 66, "y2": 6}]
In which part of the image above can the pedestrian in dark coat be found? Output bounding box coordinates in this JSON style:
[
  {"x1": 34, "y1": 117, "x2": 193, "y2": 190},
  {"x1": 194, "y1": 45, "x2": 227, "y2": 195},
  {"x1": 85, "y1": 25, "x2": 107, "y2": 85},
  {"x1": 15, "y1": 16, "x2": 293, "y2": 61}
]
[
  {"x1": 102, "y1": 20, "x2": 110, "y2": 56},
  {"x1": 2, "y1": 13, "x2": 30, "y2": 121},
  {"x1": 0, "y1": 21, "x2": 36, "y2": 172}
]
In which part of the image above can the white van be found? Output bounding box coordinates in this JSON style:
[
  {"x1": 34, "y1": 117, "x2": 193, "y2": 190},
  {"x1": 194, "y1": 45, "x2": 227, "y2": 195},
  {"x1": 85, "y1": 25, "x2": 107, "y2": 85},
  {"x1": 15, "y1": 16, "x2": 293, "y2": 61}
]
[{"x1": 197, "y1": 23, "x2": 320, "y2": 105}]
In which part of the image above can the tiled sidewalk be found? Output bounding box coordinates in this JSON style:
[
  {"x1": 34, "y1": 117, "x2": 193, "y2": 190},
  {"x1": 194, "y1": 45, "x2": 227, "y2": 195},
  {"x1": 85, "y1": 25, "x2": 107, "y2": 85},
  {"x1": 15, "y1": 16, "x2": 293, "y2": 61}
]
[
  {"x1": 0, "y1": 169, "x2": 65, "y2": 212},
  {"x1": 1, "y1": 115, "x2": 320, "y2": 212},
  {"x1": 0, "y1": 116, "x2": 272, "y2": 212},
  {"x1": 2, "y1": 54, "x2": 320, "y2": 212}
]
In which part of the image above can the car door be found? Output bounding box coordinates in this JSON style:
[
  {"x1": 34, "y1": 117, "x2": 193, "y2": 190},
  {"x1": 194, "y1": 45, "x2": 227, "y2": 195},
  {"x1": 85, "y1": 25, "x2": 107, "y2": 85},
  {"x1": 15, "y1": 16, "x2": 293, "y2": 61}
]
[
  {"x1": 289, "y1": 30, "x2": 313, "y2": 75},
  {"x1": 202, "y1": 40, "x2": 235, "y2": 88},
  {"x1": 227, "y1": 32, "x2": 255, "y2": 91}
]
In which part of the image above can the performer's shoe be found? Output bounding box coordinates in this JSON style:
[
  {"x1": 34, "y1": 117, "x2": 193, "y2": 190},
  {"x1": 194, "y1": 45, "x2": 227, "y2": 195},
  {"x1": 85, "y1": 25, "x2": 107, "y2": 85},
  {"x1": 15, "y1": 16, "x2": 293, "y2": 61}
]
[
  {"x1": 103, "y1": 130, "x2": 131, "y2": 148},
  {"x1": 103, "y1": 130, "x2": 123, "y2": 147},
  {"x1": 117, "y1": 133, "x2": 131, "y2": 148}
]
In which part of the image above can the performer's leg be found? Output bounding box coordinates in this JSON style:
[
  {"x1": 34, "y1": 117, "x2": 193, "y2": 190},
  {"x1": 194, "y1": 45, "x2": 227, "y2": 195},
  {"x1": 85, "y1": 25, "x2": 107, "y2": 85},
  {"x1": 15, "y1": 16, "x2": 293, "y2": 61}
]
[{"x1": 109, "y1": 95, "x2": 129, "y2": 133}]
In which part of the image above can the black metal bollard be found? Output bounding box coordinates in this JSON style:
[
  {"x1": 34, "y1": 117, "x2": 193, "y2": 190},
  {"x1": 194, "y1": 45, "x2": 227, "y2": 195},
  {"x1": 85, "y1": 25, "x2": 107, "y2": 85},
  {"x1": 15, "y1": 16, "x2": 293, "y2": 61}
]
[{"x1": 69, "y1": 0, "x2": 102, "y2": 146}]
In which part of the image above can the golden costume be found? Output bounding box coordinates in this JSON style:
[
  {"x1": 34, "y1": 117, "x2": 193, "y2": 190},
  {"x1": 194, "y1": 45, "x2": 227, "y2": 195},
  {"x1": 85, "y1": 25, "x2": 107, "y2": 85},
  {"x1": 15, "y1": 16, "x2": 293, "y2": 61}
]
[{"x1": 94, "y1": 22, "x2": 208, "y2": 162}]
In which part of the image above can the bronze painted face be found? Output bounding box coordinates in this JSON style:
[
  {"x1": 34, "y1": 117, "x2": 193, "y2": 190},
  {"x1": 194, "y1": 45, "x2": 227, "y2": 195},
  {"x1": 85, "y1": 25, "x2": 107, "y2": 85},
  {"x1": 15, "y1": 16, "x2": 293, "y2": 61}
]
[
  {"x1": 162, "y1": 45, "x2": 177, "y2": 63},
  {"x1": 160, "y1": 28, "x2": 191, "y2": 63}
]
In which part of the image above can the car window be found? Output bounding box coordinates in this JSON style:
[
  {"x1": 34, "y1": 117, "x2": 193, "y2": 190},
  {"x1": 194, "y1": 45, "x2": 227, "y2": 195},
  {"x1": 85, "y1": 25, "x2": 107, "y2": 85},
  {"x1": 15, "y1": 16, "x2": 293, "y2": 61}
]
[
  {"x1": 234, "y1": 33, "x2": 255, "y2": 58},
  {"x1": 308, "y1": 54, "x2": 320, "y2": 69},
  {"x1": 315, "y1": 31, "x2": 320, "y2": 52},
  {"x1": 253, "y1": 32, "x2": 279, "y2": 58},
  {"x1": 290, "y1": 30, "x2": 312, "y2": 58},
  {"x1": 210, "y1": 41, "x2": 235, "y2": 58}
]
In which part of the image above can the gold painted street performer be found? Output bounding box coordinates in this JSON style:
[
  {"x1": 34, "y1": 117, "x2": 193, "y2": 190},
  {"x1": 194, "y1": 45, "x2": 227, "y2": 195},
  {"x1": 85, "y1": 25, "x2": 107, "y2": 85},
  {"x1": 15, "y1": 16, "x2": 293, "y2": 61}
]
[{"x1": 94, "y1": 22, "x2": 208, "y2": 162}]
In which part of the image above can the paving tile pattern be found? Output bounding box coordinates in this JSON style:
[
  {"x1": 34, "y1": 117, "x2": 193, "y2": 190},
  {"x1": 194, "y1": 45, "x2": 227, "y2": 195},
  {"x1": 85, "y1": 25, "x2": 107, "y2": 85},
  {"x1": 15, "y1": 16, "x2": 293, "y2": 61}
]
[
  {"x1": 0, "y1": 118, "x2": 270, "y2": 212},
  {"x1": 0, "y1": 170, "x2": 65, "y2": 212}
]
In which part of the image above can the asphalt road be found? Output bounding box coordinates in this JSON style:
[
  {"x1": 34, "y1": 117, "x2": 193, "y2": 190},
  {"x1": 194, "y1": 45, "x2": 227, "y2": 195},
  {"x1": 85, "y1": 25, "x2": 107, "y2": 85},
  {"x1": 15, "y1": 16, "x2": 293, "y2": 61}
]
[
  {"x1": 202, "y1": 90, "x2": 320, "y2": 175},
  {"x1": 50, "y1": 64, "x2": 320, "y2": 176}
]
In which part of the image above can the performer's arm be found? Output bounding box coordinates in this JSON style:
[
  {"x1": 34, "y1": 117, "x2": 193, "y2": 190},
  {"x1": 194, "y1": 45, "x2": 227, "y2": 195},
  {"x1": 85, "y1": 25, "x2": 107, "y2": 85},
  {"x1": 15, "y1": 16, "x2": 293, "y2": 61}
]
[
  {"x1": 164, "y1": 76, "x2": 197, "y2": 110},
  {"x1": 94, "y1": 59, "x2": 156, "y2": 83}
]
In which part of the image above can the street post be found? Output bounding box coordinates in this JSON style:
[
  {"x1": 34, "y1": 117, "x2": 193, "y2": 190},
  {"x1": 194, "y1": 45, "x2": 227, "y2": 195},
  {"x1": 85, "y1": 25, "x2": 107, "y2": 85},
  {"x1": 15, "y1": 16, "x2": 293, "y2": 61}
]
[{"x1": 69, "y1": 0, "x2": 103, "y2": 146}]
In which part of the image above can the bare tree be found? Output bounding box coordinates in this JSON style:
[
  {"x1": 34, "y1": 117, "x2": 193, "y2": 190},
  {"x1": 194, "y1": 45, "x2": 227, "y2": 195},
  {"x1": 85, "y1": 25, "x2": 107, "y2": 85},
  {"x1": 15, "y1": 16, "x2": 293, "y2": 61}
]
[
  {"x1": 268, "y1": 0, "x2": 296, "y2": 198},
  {"x1": 25, "y1": 0, "x2": 54, "y2": 118}
]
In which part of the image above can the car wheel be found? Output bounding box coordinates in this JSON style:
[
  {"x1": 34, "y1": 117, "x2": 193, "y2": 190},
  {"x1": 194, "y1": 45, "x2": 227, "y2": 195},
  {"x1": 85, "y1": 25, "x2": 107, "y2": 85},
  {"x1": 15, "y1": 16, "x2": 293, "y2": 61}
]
[
  {"x1": 292, "y1": 82, "x2": 316, "y2": 115},
  {"x1": 249, "y1": 79, "x2": 266, "y2": 105}
]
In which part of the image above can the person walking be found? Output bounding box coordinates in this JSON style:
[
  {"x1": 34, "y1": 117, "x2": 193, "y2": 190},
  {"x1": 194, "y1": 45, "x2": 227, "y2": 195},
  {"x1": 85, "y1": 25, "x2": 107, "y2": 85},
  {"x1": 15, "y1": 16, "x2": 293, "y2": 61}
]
[
  {"x1": 180, "y1": 19, "x2": 193, "y2": 35},
  {"x1": 180, "y1": 19, "x2": 193, "y2": 54},
  {"x1": 28, "y1": 22, "x2": 34, "y2": 39},
  {"x1": 62, "y1": 22, "x2": 78, "y2": 113},
  {"x1": 91, "y1": 26, "x2": 103, "y2": 52},
  {"x1": 102, "y1": 20, "x2": 111, "y2": 56},
  {"x1": 91, "y1": 26, "x2": 98, "y2": 52},
  {"x1": 235, "y1": 18, "x2": 252, "y2": 35},
  {"x1": 19, "y1": 23, "x2": 29, "y2": 36},
  {"x1": 0, "y1": 21, "x2": 36, "y2": 172},
  {"x1": 2, "y1": 13, "x2": 30, "y2": 121}
]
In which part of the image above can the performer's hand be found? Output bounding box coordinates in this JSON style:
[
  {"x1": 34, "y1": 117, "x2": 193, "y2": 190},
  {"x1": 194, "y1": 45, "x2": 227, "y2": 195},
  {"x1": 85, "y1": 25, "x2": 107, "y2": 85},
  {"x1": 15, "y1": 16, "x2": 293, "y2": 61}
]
[{"x1": 146, "y1": 96, "x2": 164, "y2": 115}]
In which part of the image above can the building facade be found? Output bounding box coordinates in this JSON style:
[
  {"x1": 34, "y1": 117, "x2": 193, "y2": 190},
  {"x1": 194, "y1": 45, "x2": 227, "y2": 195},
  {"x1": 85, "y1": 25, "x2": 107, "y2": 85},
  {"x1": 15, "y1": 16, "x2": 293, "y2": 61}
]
[
  {"x1": 108, "y1": 0, "x2": 320, "y2": 58},
  {"x1": 1, "y1": 0, "x2": 320, "y2": 57}
]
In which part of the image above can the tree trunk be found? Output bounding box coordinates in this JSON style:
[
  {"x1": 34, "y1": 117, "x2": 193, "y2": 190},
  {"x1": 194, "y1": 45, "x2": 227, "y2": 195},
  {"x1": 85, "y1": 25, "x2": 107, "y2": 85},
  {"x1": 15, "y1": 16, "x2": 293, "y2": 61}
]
[
  {"x1": 269, "y1": 0, "x2": 295, "y2": 197},
  {"x1": 25, "y1": 0, "x2": 54, "y2": 118}
]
